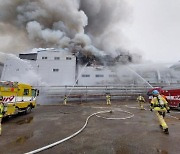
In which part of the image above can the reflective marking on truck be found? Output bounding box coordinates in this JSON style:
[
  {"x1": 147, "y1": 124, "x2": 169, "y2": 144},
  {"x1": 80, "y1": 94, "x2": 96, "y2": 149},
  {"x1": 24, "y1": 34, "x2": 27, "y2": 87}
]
[
  {"x1": 3, "y1": 96, "x2": 15, "y2": 102},
  {"x1": 3, "y1": 96, "x2": 34, "y2": 103},
  {"x1": 166, "y1": 96, "x2": 180, "y2": 100}
]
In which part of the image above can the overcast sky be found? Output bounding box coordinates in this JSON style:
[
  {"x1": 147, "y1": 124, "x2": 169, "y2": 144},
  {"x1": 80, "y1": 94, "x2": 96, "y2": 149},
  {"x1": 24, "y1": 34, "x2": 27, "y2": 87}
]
[{"x1": 123, "y1": 0, "x2": 180, "y2": 63}]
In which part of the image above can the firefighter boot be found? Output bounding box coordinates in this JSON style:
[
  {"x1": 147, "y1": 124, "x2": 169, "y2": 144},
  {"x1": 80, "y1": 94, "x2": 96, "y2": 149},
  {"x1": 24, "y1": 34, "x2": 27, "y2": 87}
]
[
  {"x1": 108, "y1": 100, "x2": 111, "y2": 105},
  {"x1": 163, "y1": 128, "x2": 169, "y2": 134},
  {"x1": 140, "y1": 102, "x2": 145, "y2": 110},
  {"x1": 106, "y1": 99, "x2": 111, "y2": 105}
]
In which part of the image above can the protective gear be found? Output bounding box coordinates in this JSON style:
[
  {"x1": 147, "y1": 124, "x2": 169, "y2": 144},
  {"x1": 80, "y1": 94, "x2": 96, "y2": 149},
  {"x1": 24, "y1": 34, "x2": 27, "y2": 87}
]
[
  {"x1": 0, "y1": 118, "x2": 2, "y2": 135},
  {"x1": 152, "y1": 90, "x2": 159, "y2": 96},
  {"x1": 0, "y1": 97, "x2": 4, "y2": 135},
  {"x1": 163, "y1": 128, "x2": 169, "y2": 134},
  {"x1": 151, "y1": 95, "x2": 170, "y2": 111},
  {"x1": 137, "y1": 95, "x2": 145, "y2": 110},
  {"x1": 155, "y1": 111, "x2": 168, "y2": 132},
  {"x1": 0, "y1": 102, "x2": 4, "y2": 118},
  {"x1": 63, "y1": 95, "x2": 67, "y2": 105},
  {"x1": 106, "y1": 94, "x2": 111, "y2": 105},
  {"x1": 150, "y1": 94, "x2": 170, "y2": 133},
  {"x1": 150, "y1": 108, "x2": 153, "y2": 112},
  {"x1": 161, "y1": 95, "x2": 168, "y2": 101},
  {"x1": 167, "y1": 109, "x2": 170, "y2": 113},
  {"x1": 0, "y1": 96, "x2": 3, "y2": 101},
  {"x1": 158, "y1": 111, "x2": 165, "y2": 118}
]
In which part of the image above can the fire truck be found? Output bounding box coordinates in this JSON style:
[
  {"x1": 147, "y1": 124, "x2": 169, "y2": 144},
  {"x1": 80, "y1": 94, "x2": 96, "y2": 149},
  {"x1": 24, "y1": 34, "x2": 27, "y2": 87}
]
[
  {"x1": 0, "y1": 81, "x2": 39, "y2": 117},
  {"x1": 147, "y1": 87, "x2": 180, "y2": 110}
]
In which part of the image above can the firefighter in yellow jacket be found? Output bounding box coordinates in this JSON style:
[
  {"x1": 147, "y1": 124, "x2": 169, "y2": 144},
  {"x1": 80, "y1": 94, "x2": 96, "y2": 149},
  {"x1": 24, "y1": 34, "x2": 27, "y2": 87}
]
[
  {"x1": 63, "y1": 95, "x2": 67, "y2": 105},
  {"x1": 0, "y1": 96, "x2": 4, "y2": 135},
  {"x1": 136, "y1": 94, "x2": 146, "y2": 110},
  {"x1": 106, "y1": 93, "x2": 111, "y2": 105},
  {"x1": 150, "y1": 90, "x2": 170, "y2": 134}
]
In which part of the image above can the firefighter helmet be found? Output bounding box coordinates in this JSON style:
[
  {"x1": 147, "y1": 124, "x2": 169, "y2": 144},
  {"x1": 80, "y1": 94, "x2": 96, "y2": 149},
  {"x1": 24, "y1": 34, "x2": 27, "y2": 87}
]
[{"x1": 152, "y1": 90, "x2": 159, "y2": 95}]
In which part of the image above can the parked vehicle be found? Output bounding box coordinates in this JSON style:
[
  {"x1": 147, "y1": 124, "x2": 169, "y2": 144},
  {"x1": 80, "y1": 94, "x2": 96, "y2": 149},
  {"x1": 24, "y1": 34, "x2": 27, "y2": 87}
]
[
  {"x1": 147, "y1": 87, "x2": 180, "y2": 110},
  {"x1": 0, "y1": 81, "x2": 39, "y2": 117}
]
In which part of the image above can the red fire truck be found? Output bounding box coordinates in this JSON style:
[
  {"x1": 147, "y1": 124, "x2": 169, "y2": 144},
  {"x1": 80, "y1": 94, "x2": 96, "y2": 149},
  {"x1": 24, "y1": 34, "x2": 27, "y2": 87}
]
[{"x1": 147, "y1": 87, "x2": 180, "y2": 110}]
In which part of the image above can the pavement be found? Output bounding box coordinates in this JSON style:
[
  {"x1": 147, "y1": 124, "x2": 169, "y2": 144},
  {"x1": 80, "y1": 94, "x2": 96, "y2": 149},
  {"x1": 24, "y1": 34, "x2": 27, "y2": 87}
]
[{"x1": 0, "y1": 101, "x2": 180, "y2": 154}]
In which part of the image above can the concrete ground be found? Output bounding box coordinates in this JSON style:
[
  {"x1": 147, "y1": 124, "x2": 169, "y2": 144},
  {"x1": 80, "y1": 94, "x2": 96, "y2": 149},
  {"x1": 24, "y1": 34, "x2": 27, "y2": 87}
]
[{"x1": 0, "y1": 101, "x2": 180, "y2": 154}]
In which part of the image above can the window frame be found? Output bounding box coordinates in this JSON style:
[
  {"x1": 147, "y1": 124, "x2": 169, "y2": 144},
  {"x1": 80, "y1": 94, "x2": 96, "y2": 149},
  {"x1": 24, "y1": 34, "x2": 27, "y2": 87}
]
[
  {"x1": 52, "y1": 68, "x2": 59, "y2": 72},
  {"x1": 23, "y1": 89, "x2": 29, "y2": 96},
  {"x1": 66, "y1": 57, "x2": 72, "y2": 60},
  {"x1": 95, "y1": 74, "x2": 104, "y2": 78},
  {"x1": 54, "y1": 57, "x2": 60, "y2": 60},
  {"x1": 82, "y1": 74, "x2": 90, "y2": 77}
]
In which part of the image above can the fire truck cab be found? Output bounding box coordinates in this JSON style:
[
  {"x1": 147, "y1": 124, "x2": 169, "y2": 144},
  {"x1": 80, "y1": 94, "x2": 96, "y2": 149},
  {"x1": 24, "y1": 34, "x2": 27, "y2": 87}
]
[
  {"x1": 0, "y1": 81, "x2": 39, "y2": 117},
  {"x1": 147, "y1": 87, "x2": 180, "y2": 110}
]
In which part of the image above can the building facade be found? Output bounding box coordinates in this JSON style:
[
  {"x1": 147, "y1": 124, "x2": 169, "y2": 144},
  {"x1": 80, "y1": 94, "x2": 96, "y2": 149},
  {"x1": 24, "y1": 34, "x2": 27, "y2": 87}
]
[{"x1": 1, "y1": 48, "x2": 180, "y2": 87}]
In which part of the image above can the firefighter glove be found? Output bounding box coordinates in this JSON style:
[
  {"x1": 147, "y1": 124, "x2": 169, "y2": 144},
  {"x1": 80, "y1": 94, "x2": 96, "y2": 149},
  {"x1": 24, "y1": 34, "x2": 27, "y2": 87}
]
[
  {"x1": 150, "y1": 108, "x2": 153, "y2": 112},
  {"x1": 167, "y1": 109, "x2": 170, "y2": 113}
]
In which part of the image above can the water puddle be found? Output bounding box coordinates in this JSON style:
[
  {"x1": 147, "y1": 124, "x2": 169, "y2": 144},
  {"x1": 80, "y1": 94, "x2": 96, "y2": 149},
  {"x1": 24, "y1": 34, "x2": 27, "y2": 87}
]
[
  {"x1": 16, "y1": 133, "x2": 33, "y2": 144},
  {"x1": 16, "y1": 117, "x2": 33, "y2": 125},
  {"x1": 157, "y1": 148, "x2": 168, "y2": 154}
]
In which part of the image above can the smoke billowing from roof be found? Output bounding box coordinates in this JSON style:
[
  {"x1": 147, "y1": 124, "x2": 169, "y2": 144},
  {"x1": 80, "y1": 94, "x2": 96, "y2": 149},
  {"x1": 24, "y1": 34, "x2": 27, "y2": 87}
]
[{"x1": 0, "y1": 0, "x2": 141, "y2": 64}]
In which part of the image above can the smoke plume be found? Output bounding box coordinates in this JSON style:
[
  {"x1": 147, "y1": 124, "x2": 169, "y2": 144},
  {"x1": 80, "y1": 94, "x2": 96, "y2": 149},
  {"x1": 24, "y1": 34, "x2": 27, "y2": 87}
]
[{"x1": 0, "y1": 0, "x2": 141, "y2": 63}]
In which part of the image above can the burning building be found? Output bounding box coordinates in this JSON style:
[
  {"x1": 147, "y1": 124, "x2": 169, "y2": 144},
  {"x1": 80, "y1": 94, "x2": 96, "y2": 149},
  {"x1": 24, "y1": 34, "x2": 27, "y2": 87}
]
[
  {"x1": 0, "y1": 1, "x2": 180, "y2": 88},
  {"x1": 1, "y1": 48, "x2": 180, "y2": 87},
  {"x1": 1, "y1": 48, "x2": 119, "y2": 86}
]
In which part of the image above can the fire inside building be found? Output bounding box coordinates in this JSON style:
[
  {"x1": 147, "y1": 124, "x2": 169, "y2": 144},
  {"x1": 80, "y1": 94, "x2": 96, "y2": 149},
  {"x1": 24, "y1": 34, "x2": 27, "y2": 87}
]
[{"x1": 1, "y1": 48, "x2": 180, "y2": 87}]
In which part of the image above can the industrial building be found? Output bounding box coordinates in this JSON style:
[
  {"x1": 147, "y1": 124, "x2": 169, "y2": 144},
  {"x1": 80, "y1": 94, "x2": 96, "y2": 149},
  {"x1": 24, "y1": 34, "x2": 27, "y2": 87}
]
[
  {"x1": 1, "y1": 49, "x2": 120, "y2": 86},
  {"x1": 1, "y1": 48, "x2": 180, "y2": 87},
  {"x1": 0, "y1": 62, "x2": 4, "y2": 78}
]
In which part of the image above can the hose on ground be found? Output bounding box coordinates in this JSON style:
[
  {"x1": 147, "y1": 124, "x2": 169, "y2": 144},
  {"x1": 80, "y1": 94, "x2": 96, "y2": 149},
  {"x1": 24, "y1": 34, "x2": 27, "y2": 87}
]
[
  {"x1": 125, "y1": 104, "x2": 179, "y2": 120},
  {"x1": 95, "y1": 109, "x2": 134, "y2": 120},
  {"x1": 25, "y1": 109, "x2": 134, "y2": 154}
]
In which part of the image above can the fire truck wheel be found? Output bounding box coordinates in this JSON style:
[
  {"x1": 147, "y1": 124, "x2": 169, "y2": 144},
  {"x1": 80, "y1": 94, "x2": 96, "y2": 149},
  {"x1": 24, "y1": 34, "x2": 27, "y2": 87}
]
[{"x1": 25, "y1": 106, "x2": 32, "y2": 114}]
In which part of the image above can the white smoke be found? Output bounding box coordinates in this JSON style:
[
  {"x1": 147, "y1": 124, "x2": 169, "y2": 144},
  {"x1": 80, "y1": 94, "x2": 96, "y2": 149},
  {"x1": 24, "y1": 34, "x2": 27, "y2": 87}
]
[
  {"x1": 0, "y1": 52, "x2": 20, "y2": 63},
  {"x1": 0, "y1": 0, "x2": 138, "y2": 61},
  {"x1": 73, "y1": 33, "x2": 91, "y2": 47},
  {"x1": 0, "y1": 52, "x2": 43, "y2": 85},
  {"x1": 26, "y1": 21, "x2": 65, "y2": 46},
  {"x1": 80, "y1": 0, "x2": 132, "y2": 52},
  {"x1": 0, "y1": 0, "x2": 88, "y2": 53}
]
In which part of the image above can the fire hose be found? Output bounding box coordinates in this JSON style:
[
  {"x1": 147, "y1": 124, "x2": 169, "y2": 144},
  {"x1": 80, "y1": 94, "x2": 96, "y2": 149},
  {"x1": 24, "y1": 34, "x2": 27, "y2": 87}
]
[
  {"x1": 25, "y1": 109, "x2": 134, "y2": 154},
  {"x1": 125, "y1": 105, "x2": 180, "y2": 120}
]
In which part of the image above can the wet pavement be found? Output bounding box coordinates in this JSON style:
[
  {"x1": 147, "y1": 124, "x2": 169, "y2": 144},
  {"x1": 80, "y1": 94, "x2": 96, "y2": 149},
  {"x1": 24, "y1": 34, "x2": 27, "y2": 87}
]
[{"x1": 0, "y1": 101, "x2": 180, "y2": 154}]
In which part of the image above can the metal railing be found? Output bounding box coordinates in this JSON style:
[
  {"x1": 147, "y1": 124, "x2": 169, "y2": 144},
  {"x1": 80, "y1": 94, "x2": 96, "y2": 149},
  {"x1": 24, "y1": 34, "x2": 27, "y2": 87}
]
[
  {"x1": 36, "y1": 85, "x2": 151, "y2": 103},
  {"x1": 35, "y1": 83, "x2": 180, "y2": 104}
]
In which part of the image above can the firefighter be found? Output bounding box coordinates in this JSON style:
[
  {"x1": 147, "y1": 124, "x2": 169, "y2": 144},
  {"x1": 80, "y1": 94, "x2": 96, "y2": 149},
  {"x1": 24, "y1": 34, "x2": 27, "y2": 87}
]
[
  {"x1": 150, "y1": 90, "x2": 170, "y2": 134},
  {"x1": 106, "y1": 93, "x2": 111, "y2": 105},
  {"x1": 136, "y1": 94, "x2": 146, "y2": 110},
  {"x1": 161, "y1": 94, "x2": 168, "y2": 102},
  {"x1": 63, "y1": 95, "x2": 67, "y2": 105},
  {"x1": 0, "y1": 96, "x2": 4, "y2": 135}
]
